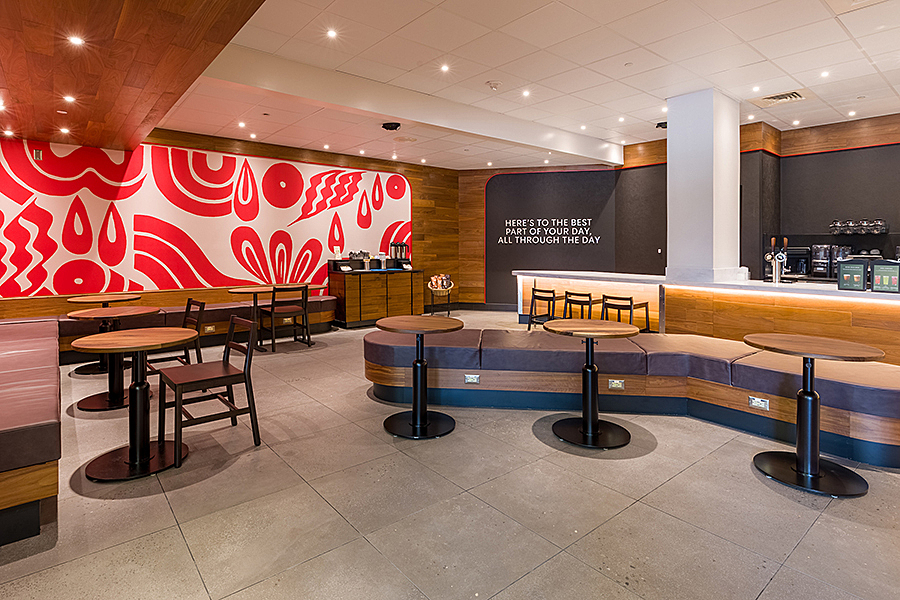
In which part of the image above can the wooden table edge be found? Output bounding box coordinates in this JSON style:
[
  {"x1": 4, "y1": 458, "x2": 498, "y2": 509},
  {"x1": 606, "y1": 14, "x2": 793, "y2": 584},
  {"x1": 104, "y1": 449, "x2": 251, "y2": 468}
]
[
  {"x1": 375, "y1": 315, "x2": 464, "y2": 335},
  {"x1": 743, "y1": 333, "x2": 885, "y2": 362},
  {"x1": 71, "y1": 327, "x2": 199, "y2": 354}
]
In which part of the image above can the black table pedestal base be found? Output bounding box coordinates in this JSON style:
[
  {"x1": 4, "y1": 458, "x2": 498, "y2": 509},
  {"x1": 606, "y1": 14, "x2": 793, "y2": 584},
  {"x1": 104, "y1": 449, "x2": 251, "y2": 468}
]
[
  {"x1": 754, "y1": 451, "x2": 868, "y2": 497},
  {"x1": 84, "y1": 441, "x2": 188, "y2": 482},
  {"x1": 553, "y1": 416, "x2": 631, "y2": 449},
  {"x1": 77, "y1": 391, "x2": 128, "y2": 412},
  {"x1": 384, "y1": 410, "x2": 455, "y2": 440}
]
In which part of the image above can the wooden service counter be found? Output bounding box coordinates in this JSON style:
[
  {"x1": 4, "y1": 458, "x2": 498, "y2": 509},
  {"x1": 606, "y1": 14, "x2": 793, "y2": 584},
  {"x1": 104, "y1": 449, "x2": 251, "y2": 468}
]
[{"x1": 329, "y1": 264, "x2": 424, "y2": 328}]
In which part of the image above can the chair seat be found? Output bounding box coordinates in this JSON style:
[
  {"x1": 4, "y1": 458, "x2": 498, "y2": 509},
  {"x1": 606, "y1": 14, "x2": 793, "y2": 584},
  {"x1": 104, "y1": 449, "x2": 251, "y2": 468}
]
[
  {"x1": 160, "y1": 361, "x2": 243, "y2": 387},
  {"x1": 262, "y1": 305, "x2": 306, "y2": 315}
]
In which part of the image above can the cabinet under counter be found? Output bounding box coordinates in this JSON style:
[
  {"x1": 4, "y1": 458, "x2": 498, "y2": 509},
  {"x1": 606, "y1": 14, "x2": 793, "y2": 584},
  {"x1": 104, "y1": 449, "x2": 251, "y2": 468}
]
[{"x1": 330, "y1": 269, "x2": 424, "y2": 328}]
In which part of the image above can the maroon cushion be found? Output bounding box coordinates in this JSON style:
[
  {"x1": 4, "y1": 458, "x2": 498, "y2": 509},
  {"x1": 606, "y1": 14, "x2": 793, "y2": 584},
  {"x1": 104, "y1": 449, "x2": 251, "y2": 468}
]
[
  {"x1": 732, "y1": 352, "x2": 900, "y2": 419},
  {"x1": 364, "y1": 329, "x2": 482, "y2": 370},
  {"x1": 308, "y1": 296, "x2": 337, "y2": 313},
  {"x1": 164, "y1": 302, "x2": 251, "y2": 327},
  {"x1": 630, "y1": 333, "x2": 758, "y2": 384},
  {"x1": 480, "y1": 329, "x2": 646, "y2": 374}
]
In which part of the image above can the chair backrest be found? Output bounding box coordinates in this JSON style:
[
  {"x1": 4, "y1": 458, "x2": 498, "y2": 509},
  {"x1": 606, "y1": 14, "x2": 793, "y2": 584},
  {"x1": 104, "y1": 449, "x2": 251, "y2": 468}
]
[
  {"x1": 602, "y1": 294, "x2": 634, "y2": 308},
  {"x1": 531, "y1": 288, "x2": 556, "y2": 303},
  {"x1": 601, "y1": 294, "x2": 635, "y2": 323},
  {"x1": 181, "y1": 298, "x2": 205, "y2": 363},
  {"x1": 270, "y1": 284, "x2": 309, "y2": 311},
  {"x1": 224, "y1": 315, "x2": 256, "y2": 375},
  {"x1": 564, "y1": 291, "x2": 593, "y2": 319}
]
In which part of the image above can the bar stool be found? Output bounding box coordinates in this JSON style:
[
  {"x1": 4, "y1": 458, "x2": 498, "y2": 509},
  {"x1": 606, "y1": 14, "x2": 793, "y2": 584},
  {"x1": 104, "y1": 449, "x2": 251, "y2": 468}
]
[
  {"x1": 527, "y1": 287, "x2": 561, "y2": 330},
  {"x1": 600, "y1": 294, "x2": 651, "y2": 332},
  {"x1": 563, "y1": 291, "x2": 600, "y2": 319}
]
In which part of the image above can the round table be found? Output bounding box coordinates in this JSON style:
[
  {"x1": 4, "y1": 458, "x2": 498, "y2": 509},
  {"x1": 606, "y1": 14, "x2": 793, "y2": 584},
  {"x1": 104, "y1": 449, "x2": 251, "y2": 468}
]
[
  {"x1": 229, "y1": 284, "x2": 327, "y2": 351},
  {"x1": 377, "y1": 315, "x2": 463, "y2": 439},
  {"x1": 543, "y1": 319, "x2": 639, "y2": 449},
  {"x1": 73, "y1": 327, "x2": 200, "y2": 482},
  {"x1": 68, "y1": 306, "x2": 160, "y2": 412},
  {"x1": 67, "y1": 294, "x2": 141, "y2": 375},
  {"x1": 744, "y1": 333, "x2": 884, "y2": 497}
]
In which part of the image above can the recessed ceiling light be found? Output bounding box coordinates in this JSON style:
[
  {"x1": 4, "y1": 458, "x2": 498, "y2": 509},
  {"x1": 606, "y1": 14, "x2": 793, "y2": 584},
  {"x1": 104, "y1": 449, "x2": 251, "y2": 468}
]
[
  {"x1": 68, "y1": 36, "x2": 84, "y2": 45},
  {"x1": 324, "y1": 144, "x2": 329, "y2": 150},
  {"x1": 60, "y1": 128, "x2": 70, "y2": 134},
  {"x1": 747, "y1": 115, "x2": 755, "y2": 120},
  {"x1": 821, "y1": 71, "x2": 829, "y2": 77},
  {"x1": 63, "y1": 95, "x2": 75, "y2": 103},
  {"x1": 327, "y1": 29, "x2": 337, "y2": 38},
  {"x1": 421, "y1": 158, "x2": 426, "y2": 163},
  {"x1": 792, "y1": 120, "x2": 800, "y2": 126},
  {"x1": 250, "y1": 133, "x2": 256, "y2": 139},
  {"x1": 580, "y1": 125, "x2": 586, "y2": 130},
  {"x1": 753, "y1": 86, "x2": 760, "y2": 92},
  {"x1": 487, "y1": 162, "x2": 492, "y2": 166},
  {"x1": 522, "y1": 90, "x2": 530, "y2": 97},
  {"x1": 392, "y1": 153, "x2": 397, "y2": 160},
  {"x1": 848, "y1": 111, "x2": 856, "y2": 116},
  {"x1": 621, "y1": 140, "x2": 626, "y2": 144},
  {"x1": 544, "y1": 159, "x2": 549, "y2": 164},
  {"x1": 618, "y1": 117, "x2": 625, "y2": 122},
  {"x1": 359, "y1": 150, "x2": 365, "y2": 155},
  {"x1": 238, "y1": 122, "x2": 245, "y2": 128},
  {"x1": 441, "y1": 64, "x2": 449, "y2": 72},
  {"x1": 57, "y1": 110, "x2": 67, "y2": 115},
  {"x1": 0, "y1": 104, "x2": 5, "y2": 111},
  {"x1": 4, "y1": 130, "x2": 12, "y2": 137},
  {"x1": 662, "y1": 107, "x2": 668, "y2": 113}
]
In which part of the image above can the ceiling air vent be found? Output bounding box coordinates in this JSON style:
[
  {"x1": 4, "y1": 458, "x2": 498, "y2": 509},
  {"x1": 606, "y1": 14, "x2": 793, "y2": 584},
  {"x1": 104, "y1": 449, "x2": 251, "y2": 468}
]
[{"x1": 749, "y1": 89, "x2": 813, "y2": 109}]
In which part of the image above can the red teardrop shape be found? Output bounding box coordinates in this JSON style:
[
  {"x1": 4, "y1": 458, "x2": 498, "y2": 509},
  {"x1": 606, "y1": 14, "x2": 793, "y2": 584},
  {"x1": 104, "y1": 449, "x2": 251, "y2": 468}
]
[
  {"x1": 62, "y1": 196, "x2": 93, "y2": 254},
  {"x1": 233, "y1": 159, "x2": 260, "y2": 222},
  {"x1": 268, "y1": 230, "x2": 292, "y2": 284},
  {"x1": 371, "y1": 174, "x2": 384, "y2": 210},
  {"x1": 328, "y1": 212, "x2": 344, "y2": 254},
  {"x1": 356, "y1": 190, "x2": 372, "y2": 229},
  {"x1": 98, "y1": 202, "x2": 126, "y2": 266}
]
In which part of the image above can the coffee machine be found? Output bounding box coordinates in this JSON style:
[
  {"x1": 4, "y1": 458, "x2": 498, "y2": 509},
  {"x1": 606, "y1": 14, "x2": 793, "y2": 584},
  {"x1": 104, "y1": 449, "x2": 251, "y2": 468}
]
[{"x1": 811, "y1": 244, "x2": 831, "y2": 278}]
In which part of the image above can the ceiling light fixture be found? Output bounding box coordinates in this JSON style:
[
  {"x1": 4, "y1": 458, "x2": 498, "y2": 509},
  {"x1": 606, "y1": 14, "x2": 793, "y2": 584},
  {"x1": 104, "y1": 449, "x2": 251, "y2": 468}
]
[
  {"x1": 747, "y1": 115, "x2": 755, "y2": 120},
  {"x1": 4, "y1": 130, "x2": 12, "y2": 137},
  {"x1": 359, "y1": 150, "x2": 365, "y2": 155},
  {"x1": 487, "y1": 162, "x2": 492, "y2": 166},
  {"x1": 324, "y1": 144, "x2": 329, "y2": 149},
  {"x1": 0, "y1": 104, "x2": 5, "y2": 111},
  {"x1": 522, "y1": 90, "x2": 530, "y2": 97},
  {"x1": 392, "y1": 153, "x2": 397, "y2": 160},
  {"x1": 849, "y1": 111, "x2": 856, "y2": 116},
  {"x1": 544, "y1": 159, "x2": 549, "y2": 164},
  {"x1": 621, "y1": 140, "x2": 626, "y2": 144},
  {"x1": 60, "y1": 128, "x2": 70, "y2": 134},
  {"x1": 327, "y1": 29, "x2": 337, "y2": 38},
  {"x1": 580, "y1": 125, "x2": 586, "y2": 130},
  {"x1": 821, "y1": 71, "x2": 829, "y2": 77},
  {"x1": 662, "y1": 107, "x2": 668, "y2": 113},
  {"x1": 63, "y1": 95, "x2": 75, "y2": 103},
  {"x1": 486, "y1": 80, "x2": 502, "y2": 91},
  {"x1": 792, "y1": 120, "x2": 800, "y2": 125},
  {"x1": 753, "y1": 86, "x2": 760, "y2": 92},
  {"x1": 250, "y1": 133, "x2": 256, "y2": 139},
  {"x1": 57, "y1": 110, "x2": 67, "y2": 115},
  {"x1": 441, "y1": 64, "x2": 449, "y2": 72},
  {"x1": 618, "y1": 117, "x2": 624, "y2": 122},
  {"x1": 68, "y1": 36, "x2": 84, "y2": 45},
  {"x1": 238, "y1": 122, "x2": 245, "y2": 128},
  {"x1": 421, "y1": 158, "x2": 426, "y2": 163}
]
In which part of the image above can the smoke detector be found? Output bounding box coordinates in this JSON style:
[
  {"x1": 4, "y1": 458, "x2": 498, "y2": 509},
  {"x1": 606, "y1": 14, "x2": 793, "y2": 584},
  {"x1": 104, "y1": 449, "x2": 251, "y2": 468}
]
[
  {"x1": 393, "y1": 136, "x2": 417, "y2": 143},
  {"x1": 486, "y1": 80, "x2": 502, "y2": 91},
  {"x1": 749, "y1": 89, "x2": 814, "y2": 109}
]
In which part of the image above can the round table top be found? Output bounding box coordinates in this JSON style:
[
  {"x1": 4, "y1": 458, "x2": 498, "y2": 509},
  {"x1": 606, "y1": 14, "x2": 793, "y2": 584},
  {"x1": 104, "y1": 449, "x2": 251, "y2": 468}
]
[
  {"x1": 743, "y1": 333, "x2": 885, "y2": 362},
  {"x1": 67, "y1": 306, "x2": 160, "y2": 320},
  {"x1": 67, "y1": 294, "x2": 141, "y2": 304},
  {"x1": 376, "y1": 315, "x2": 463, "y2": 335},
  {"x1": 543, "y1": 319, "x2": 640, "y2": 339},
  {"x1": 229, "y1": 283, "x2": 327, "y2": 294},
  {"x1": 72, "y1": 327, "x2": 199, "y2": 354}
]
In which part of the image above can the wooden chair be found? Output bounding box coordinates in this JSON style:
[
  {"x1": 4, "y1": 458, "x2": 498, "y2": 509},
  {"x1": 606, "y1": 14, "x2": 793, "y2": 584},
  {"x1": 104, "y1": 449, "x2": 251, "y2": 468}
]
[
  {"x1": 563, "y1": 291, "x2": 600, "y2": 319},
  {"x1": 157, "y1": 316, "x2": 259, "y2": 468},
  {"x1": 259, "y1": 284, "x2": 310, "y2": 352},
  {"x1": 147, "y1": 298, "x2": 205, "y2": 375},
  {"x1": 600, "y1": 294, "x2": 651, "y2": 332},
  {"x1": 527, "y1": 288, "x2": 561, "y2": 330}
]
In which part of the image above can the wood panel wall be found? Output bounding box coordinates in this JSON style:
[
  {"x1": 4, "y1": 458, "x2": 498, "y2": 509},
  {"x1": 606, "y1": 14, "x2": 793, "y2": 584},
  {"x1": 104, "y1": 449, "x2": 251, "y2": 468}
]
[
  {"x1": 781, "y1": 113, "x2": 900, "y2": 156},
  {"x1": 739, "y1": 122, "x2": 782, "y2": 154},
  {"x1": 145, "y1": 129, "x2": 460, "y2": 308},
  {"x1": 622, "y1": 139, "x2": 667, "y2": 168}
]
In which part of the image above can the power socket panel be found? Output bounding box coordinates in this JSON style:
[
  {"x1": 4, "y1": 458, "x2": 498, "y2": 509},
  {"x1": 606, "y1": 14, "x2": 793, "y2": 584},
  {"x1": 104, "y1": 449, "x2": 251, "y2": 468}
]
[
  {"x1": 608, "y1": 379, "x2": 625, "y2": 390},
  {"x1": 748, "y1": 396, "x2": 769, "y2": 411},
  {"x1": 203, "y1": 325, "x2": 216, "y2": 334},
  {"x1": 464, "y1": 374, "x2": 480, "y2": 384}
]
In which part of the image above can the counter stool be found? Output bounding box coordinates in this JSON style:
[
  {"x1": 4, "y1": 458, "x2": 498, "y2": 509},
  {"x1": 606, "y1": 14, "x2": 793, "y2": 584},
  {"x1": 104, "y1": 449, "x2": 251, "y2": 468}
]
[
  {"x1": 428, "y1": 280, "x2": 453, "y2": 316},
  {"x1": 527, "y1": 287, "x2": 562, "y2": 330},
  {"x1": 563, "y1": 291, "x2": 601, "y2": 319},
  {"x1": 600, "y1": 294, "x2": 650, "y2": 332}
]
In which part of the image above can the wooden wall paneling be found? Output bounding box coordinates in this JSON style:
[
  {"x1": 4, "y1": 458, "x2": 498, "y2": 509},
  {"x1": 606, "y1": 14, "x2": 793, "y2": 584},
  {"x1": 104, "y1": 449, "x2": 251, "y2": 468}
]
[
  {"x1": 412, "y1": 272, "x2": 424, "y2": 315},
  {"x1": 0, "y1": 461, "x2": 58, "y2": 511},
  {"x1": 387, "y1": 272, "x2": 412, "y2": 317},
  {"x1": 781, "y1": 113, "x2": 900, "y2": 156},
  {"x1": 739, "y1": 122, "x2": 782, "y2": 154},
  {"x1": 359, "y1": 274, "x2": 386, "y2": 321},
  {"x1": 622, "y1": 139, "x2": 667, "y2": 168},
  {"x1": 457, "y1": 170, "x2": 489, "y2": 304}
]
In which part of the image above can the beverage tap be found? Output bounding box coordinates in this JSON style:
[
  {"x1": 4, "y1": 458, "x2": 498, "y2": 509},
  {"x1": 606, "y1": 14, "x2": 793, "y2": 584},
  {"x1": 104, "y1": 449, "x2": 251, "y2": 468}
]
[{"x1": 765, "y1": 237, "x2": 787, "y2": 284}]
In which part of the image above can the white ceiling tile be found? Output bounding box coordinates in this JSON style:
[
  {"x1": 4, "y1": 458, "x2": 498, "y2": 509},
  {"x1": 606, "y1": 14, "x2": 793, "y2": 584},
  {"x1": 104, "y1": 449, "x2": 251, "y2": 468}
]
[
  {"x1": 706, "y1": 60, "x2": 788, "y2": 88},
  {"x1": 724, "y1": 75, "x2": 802, "y2": 99},
  {"x1": 564, "y1": 104, "x2": 617, "y2": 122},
  {"x1": 411, "y1": 138, "x2": 463, "y2": 151},
  {"x1": 856, "y1": 28, "x2": 900, "y2": 56},
  {"x1": 838, "y1": 0, "x2": 900, "y2": 37},
  {"x1": 240, "y1": 105, "x2": 321, "y2": 126},
  {"x1": 883, "y1": 67, "x2": 900, "y2": 86},
  {"x1": 438, "y1": 0, "x2": 549, "y2": 29},
  {"x1": 219, "y1": 119, "x2": 284, "y2": 137},
  {"x1": 456, "y1": 69, "x2": 529, "y2": 94},
  {"x1": 167, "y1": 106, "x2": 240, "y2": 126},
  {"x1": 263, "y1": 133, "x2": 316, "y2": 148},
  {"x1": 447, "y1": 145, "x2": 492, "y2": 155},
  {"x1": 539, "y1": 68, "x2": 611, "y2": 94},
  {"x1": 573, "y1": 80, "x2": 642, "y2": 103},
  {"x1": 791, "y1": 58, "x2": 877, "y2": 87},
  {"x1": 646, "y1": 23, "x2": 742, "y2": 62},
  {"x1": 314, "y1": 108, "x2": 373, "y2": 124},
  {"x1": 499, "y1": 51, "x2": 578, "y2": 82},
  {"x1": 363, "y1": 36, "x2": 443, "y2": 71},
  {"x1": 504, "y1": 106, "x2": 554, "y2": 120},
  {"x1": 720, "y1": 0, "x2": 832, "y2": 41},
  {"x1": 231, "y1": 25, "x2": 290, "y2": 54},
  {"x1": 178, "y1": 94, "x2": 258, "y2": 118},
  {"x1": 244, "y1": 0, "x2": 320, "y2": 38},
  {"x1": 748, "y1": 19, "x2": 851, "y2": 60},
  {"x1": 608, "y1": 0, "x2": 714, "y2": 46},
  {"x1": 275, "y1": 124, "x2": 334, "y2": 141},
  {"x1": 805, "y1": 72, "x2": 887, "y2": 97},
  {"x1": 395, "y1": 8, "x2": 491, "y2": 52},
  {"x1": 534, "y1": 114, "x2": 581, "y2": 129},
  {"x1": 772, "y1": 41, "x2": 867, "y2": 74},
  {"x1": 496, "y1": 83, "x2": 563, "y2": 104},
  {"x1": 529, "y1": 94, "x2": 595, "y2": 114},
  {"x1": 681, "y1": 44, "x2": 765, "y2": 76},
  {"x1": 559, "y1": 0, "x2": 666, "y2": 26},
  {"x1": 586, "y1": 48, "x2": 670, "y2": 79},
  {"x1": 452, "y1": 32, "x2": 540, "y2": 68},
  {"x1": 819, "y1": 83, "x2": 897, "y2": 106},
  {"x1": 500, "y1": 2, "x2": 599, "y2": 48},
  {"x1": 620, "y1": 64, "x2": 696, "y2": 93},
  {"x1": 432, "y1": 85, "x2": 491, "y2": 104},
  {"x1": 274, "y1": 39, "x2": 355, "y2": 70},
  {"x1": 399, "y1": 55, "x2": 490, "y2": 87},
  {"x1": 603, "y1": 93, "x2": 665, "y2": 113},
  {"x1": 337, "y1": 57, "x2": 408, "y2": 82},
  {"x1": 870, "y1": 51, "x2": 900, "y2": 72},
  {"x1": 689, "y1": 0, "x2": 779, "y2": 20},
  {"x1": 472, "y1": 96, "x2": 524, "y2": 113},
  {"x1": 546, "y1": 27, "x2": 637, "y2": 65},
  {"x1": 650, "y1": 78, "x2": 716, "y2": 99},
  {"x1": 837, "y1": 96, "x2": 900, "y2": 117},
  {"x1": 628, "y1": 104, "x2": 671, "y2": 121},
  {"x1": 389, "y1": 71, "x2": 453, "y2": 95},
  {"x1": 292, "y1": 13, "x2": 390, "y2": 56},
  {"x1": 326, "y1": 0, "x2": 434, "y2": 33}
]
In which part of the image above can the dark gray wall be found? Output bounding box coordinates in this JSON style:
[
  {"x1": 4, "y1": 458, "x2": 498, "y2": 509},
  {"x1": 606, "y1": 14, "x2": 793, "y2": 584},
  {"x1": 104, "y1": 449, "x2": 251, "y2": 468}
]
[
  {"x1": 740, "y1": 151, "x2": 781, "y2": 279},
  {"x1": 614, "y1": 164, "x2": 667, "y2": 276}
]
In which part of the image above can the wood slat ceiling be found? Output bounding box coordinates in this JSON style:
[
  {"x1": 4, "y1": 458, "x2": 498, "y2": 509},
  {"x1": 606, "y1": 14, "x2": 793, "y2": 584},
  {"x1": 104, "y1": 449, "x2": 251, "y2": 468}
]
[{"x1": 0, "y1": 0, "x2": 265, "y2": 150}]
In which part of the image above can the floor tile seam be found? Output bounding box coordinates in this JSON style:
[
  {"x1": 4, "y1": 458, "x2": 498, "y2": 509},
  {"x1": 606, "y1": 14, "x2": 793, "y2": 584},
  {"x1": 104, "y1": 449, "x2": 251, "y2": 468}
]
[
  {"x1": 762, "y1": 563, "x2": 868, "y2": 600},
  {"x1": 629, "y1": 435, "x2": 725, "y2": 503},
  {"x1": 538, "y1": 451, "x2": 654, "y2": 503},
  {"x1": 170, "y1": 515, "x2": 215, "y2": 600},
  {"x1": 361, "y1": 489, "x2": 473, "y2": 541},
  {"x1": 481, "y1": 547, "x2": 568, "y2": 599},
  {"x1": 554, "y1": 493, "x2": 641, "y2": 553},
  {"x1": 559, "y1": 547, "x2": 655, "y2": 600},
  {"x1": 353, "y1": 536, "x2": 433, "y2": 600}
]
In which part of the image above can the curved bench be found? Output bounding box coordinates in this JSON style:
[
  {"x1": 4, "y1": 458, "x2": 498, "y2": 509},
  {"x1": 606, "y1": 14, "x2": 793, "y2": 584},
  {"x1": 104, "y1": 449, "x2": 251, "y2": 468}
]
[{"x1": 364, "y1": 329, "x2": 900, "y2": 468}]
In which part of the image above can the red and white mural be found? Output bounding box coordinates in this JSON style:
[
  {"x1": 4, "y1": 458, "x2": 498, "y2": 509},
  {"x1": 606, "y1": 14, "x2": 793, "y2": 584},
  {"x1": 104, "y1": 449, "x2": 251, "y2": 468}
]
[{"x1": 0, "y1": 139, "x2": 412, "y2": 297}]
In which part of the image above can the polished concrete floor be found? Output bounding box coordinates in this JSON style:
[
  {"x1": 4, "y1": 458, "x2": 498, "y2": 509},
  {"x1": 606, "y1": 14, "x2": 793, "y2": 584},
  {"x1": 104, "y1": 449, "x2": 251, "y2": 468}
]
[{"x1": 1, "y1": 310, "x2": 897, "y2": 599}]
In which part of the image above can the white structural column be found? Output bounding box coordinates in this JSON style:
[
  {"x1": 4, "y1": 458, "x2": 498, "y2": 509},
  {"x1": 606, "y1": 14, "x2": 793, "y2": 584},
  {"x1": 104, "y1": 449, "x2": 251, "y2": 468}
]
[{"x1": 666, "y1": 88, "x2": 747, "y2": 282}]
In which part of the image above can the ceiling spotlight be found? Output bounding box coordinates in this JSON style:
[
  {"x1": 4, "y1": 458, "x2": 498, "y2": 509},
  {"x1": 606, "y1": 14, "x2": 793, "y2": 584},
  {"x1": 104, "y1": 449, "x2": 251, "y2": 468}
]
[
  {"x1": 487, "y1": 162, "x2": 492, "y2": 166},
  {"x1": 753, "y1": 86, "x2": 760, "y2": 92},
  {"x1": 57, "y1": 110, "x2": 67, "y2": 115},
  {"x1": 327, "y1": 29, "x2": 337, "y2": 38},
  {"x1": 359, "y1": 150, "x2": 365, "y2": 155},
  {"x1": 662, "y1": 106, "x2": 668, "y2": 113},
  {"x1": 821, "y1": 71, "x2": 829, "y2": 77},
  {"x1": 392, "y1": 153, "x2": 397, "y2": 160},
  {"x1": 486, "y1": 80, "x2": 502, "y2": 91},
  {"x1": 580, "y1": 125, "x2": 586, "y2": 130},
  {"x1": 747, "y1": 115, "x2": 755, "y2": 120},
  {"x1": 544, "y1": 159, "x2": 549, "y2": 164},
  {"x1": 522, "y1": 90, "x2": 530, "y2": 97},
  {"x1": 618, "y1": 117, "x2": 624, "y2": 122},
  {"x1": 60, "y1": 128, "x2": 70, "y2": 134},
  {"x1": 848, "y1": 111, "x2": 856, "y2": 117},
  {"x1": 421, "y1": 158, "x2": 426, "y2": 163},
  {"x1": 792, "y1": 120, "x2": 800, "y2": 126},
  {"x1": 382, "y1": 122, "x2": 401, "y2": 131},
  {"x1": 0, "y1": 104, "x2": 5, "y2": 111},
  {"x1": 63, "y1": 95, "x2": 75, "y2": 103},
  {"x1": 250, "y1": 133, "x2": 256, "y2": 139},
  {"x1": 4, "y1": 130, "x2": 12, "y2": 137},
  {"x1": 68, "y1": 36, "x2": 84, "y2": 45},
  {"x1": 441, "y1": 64, "x2": 449, "y2": 72},
  {"x1": 620, "y1": 140, "x2": 626, "y2": 144},
  {"x1": 324, "y1": 144, "x2": 329, "y2": 149},
  {"x1": 238, "y1": 122, "x2": 245, "y2": 128}
]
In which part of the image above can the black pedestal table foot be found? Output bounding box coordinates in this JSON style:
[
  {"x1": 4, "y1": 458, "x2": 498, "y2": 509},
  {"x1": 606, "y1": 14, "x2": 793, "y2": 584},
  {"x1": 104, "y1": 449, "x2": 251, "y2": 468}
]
[
  {"x1": 552, "y1": 417, "x2": 631, "y2": 449},
  {"x1": 753, "y1": 451, "x2": 868, "y2": 497},
  {"x1": 383, "y1": 410, "x2": 456, "y2": 439},
  {"x1": 84, "y1": 441, "x2": 189, "y2": 482}
]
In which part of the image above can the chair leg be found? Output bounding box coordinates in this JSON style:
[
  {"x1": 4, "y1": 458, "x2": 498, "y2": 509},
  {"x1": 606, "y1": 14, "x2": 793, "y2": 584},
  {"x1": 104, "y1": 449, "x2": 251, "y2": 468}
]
[
  {"x1": 303, "y1": 314, "x2": 311, "y2": 346},
  {"x1": 245, "y1": 379, "x2": 261, "y2": 446},
  {"x1": 157, "y1": 377, "x2": 167, "y2": 442},
  {"x1": 226, "y1": 385, "x2": 238, "y2": 426},
  {"x1": 270, "y1": 316, "x2": 277, "y2": 353},
  {"x1": 174, "y1": 388, "x2": 184, "y2": 468}
]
